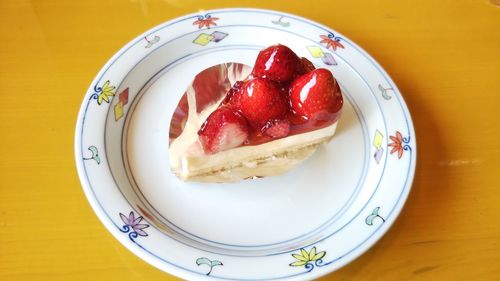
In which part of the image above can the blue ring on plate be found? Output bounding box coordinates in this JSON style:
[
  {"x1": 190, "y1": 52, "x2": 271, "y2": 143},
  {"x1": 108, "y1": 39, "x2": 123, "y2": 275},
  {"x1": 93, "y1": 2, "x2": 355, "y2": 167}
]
[
  {"x1": 116, "y1": 43, "x2": 372, "y2": 250},
  {"x1": 105, "y1": 22, "x2": 384, "y2": 250}
]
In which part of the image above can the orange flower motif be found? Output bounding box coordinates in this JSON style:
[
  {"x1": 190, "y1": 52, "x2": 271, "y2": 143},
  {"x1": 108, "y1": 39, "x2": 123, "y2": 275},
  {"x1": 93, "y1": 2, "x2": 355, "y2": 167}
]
[
  {"x1": 388, "y1": 131, "x2": 404, "y2": 159},
  {"x1": 320, "y1": 33, "x2": 344, "y2": 51},
  {"x1": 193, "y1": 14, "x2": 219, "y2": 29}
]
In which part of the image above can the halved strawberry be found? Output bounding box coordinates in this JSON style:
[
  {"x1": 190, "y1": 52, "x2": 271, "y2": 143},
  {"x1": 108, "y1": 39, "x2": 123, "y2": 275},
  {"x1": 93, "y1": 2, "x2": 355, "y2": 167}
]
[
  {"x1": 289, "y1": 68, "x2": 343, "y2": 121},
  {"x1": 198, "y1": 107, "x2": 249, "y2": 154},
  {"x1": 263, "y1": 119, "x2": 291, "y2": 138},
  {"x1": 227, "y1": 77, "x2": 289, "y2": 130},
  {"x1": 252, "y1": 44, "x2": 302, "y2": 83}
]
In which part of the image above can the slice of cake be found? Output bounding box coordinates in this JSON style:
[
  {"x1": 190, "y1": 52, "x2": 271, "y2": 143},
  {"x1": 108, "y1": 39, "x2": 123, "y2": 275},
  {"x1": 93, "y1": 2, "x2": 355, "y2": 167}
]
[{"x1": 169, "y1": 45, "x2": 343, "y2": 182}]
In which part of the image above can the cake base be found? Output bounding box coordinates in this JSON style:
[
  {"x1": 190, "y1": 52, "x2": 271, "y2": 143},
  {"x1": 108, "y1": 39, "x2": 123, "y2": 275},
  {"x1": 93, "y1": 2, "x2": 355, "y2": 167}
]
[{"x1": 170, "y1": 123, "x2": 337, "y2": 183}]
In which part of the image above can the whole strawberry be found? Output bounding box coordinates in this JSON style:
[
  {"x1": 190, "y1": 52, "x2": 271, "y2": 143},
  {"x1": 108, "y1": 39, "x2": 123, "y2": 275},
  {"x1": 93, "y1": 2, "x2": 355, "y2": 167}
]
[
  {"x1": 227, "y1": 77, "x2": 290, "y2": 131},
  {"x1": 198, "y1": 106, "x2": 250, "y2": 154},
  {"x1": 289, "y1": 68, "x2": 343, "y2": 121},
  {"x1": 299, "y1": 57, "x2": 316, "y2": 74},
  {"x1": 252, "y1": 44, "x2": 302, "y2": 83}
]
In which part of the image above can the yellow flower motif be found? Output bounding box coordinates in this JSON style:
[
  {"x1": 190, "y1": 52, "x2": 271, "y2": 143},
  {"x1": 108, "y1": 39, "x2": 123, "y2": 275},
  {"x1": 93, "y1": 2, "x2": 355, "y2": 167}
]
[
  {"x1": 289, "y1": 247, "x2": 326, "y2": 267},
  {"x1": 97, "y1": 80, "x2": 115, "y2": 105}
]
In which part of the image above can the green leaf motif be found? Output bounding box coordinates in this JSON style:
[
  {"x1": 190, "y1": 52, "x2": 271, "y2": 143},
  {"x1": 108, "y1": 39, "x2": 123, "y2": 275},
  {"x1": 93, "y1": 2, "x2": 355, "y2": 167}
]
[
  {"x1": 365, "y1": 214, "x2": 376, "y2": 225},
  {"x1": 196, "y1": 257, "x2": 223, "y2": 276},
  {"x1": 196, "y1": 257, "x2": 212, "y2": 266},
  {"x1": 88, "y1": 145, "x2": 98, "y2": 156},
  {"x1": 366, "y1": 207, "x2": 384, "y2": 226},
  {"x1": 89, "y1": 146, "x2": 100, "y2": 164},
  {"x1": 379, "y1": 84, "x2": 393, "y2": 100},
  {"x1": 211, "y1": 260, "x2": 223, "y2": 267},
  {"x1": 83, "y1": 145, "x2": 100, "y2": 164}
]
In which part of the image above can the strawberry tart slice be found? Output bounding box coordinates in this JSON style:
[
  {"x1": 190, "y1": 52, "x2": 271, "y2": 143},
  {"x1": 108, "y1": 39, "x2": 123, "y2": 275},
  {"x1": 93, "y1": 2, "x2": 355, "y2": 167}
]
[{"x1": 169, "y1": 45, "x2": 343, "y2": 182}]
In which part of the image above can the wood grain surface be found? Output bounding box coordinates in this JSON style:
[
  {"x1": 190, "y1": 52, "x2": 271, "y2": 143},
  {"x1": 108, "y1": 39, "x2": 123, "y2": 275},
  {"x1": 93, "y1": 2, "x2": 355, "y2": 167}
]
[{"x1": 1, "y1": 0, "x2": 499, "y2": 280}]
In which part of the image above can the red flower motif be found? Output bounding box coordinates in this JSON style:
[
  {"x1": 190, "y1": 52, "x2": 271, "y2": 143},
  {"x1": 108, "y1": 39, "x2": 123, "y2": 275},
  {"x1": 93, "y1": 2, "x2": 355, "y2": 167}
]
[
  {"x1": 320, "y1": 35, "x2": 344, "y2": 51},
  {"x1": 388, "y1": 131, "x2": 404, "y2": 159},
  {"x1": 193, "y1": 15, "x2": 219, "y2": 29}
]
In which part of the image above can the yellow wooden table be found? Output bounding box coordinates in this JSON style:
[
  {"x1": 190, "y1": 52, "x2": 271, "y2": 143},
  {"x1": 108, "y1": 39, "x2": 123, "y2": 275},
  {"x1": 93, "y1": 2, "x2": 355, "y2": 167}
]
[{"x1": 1, "y1": 0, "x2": 499, "y2": 280}]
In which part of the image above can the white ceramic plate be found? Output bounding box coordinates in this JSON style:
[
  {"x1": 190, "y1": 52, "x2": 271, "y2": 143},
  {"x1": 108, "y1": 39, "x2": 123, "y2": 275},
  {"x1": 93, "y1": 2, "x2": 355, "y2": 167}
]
[{"x1": 75, "y1": 8, "x2": 416, "y2": 281}]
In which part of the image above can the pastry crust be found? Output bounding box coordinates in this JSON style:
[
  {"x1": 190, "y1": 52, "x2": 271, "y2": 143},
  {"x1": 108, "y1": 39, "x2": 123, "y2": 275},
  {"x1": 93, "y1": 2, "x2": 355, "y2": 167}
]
[
  {"x1": 173, "y1": 138, "x2": 332, "y2": 183},
  {"x1": 170, "y1": 124, "x2": 336, "y2": 182}
]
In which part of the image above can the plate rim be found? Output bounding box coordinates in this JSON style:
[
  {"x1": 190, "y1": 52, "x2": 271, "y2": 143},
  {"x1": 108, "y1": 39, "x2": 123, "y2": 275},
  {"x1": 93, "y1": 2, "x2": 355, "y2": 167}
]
[{"x1": 74, "y1": 7, "x2": 417, "y2": 281}]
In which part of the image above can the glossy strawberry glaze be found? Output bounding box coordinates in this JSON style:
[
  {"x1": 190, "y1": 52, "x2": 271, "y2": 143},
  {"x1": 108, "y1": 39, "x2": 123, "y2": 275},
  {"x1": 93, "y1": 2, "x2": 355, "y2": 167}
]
[
  {"x1": 169, "y1": 64, "x2": 343, "y2": 147},
  {"x1": 229, "y1": 70, "x2": 343, "y2": 146},
  {"x1": 243, "y1": 110, "x2": 341, "y2": 146},
  {"x1": 170, "y1": 45, "x2": 343, "y2": 154}
]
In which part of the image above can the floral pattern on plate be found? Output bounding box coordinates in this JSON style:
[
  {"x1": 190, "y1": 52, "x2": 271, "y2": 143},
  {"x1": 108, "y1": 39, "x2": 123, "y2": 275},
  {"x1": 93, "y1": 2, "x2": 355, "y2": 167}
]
[{"x1": 119, "y1": 211, "x2": 150, "y2": 242}]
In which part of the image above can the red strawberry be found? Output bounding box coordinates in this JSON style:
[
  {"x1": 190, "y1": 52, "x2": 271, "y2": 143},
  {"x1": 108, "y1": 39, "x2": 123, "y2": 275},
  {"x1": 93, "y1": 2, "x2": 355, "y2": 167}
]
[
  {"x1": 227, "y1": 77, "x2": 289, "y2": 130},
  {"x1": 289, "y1": 68, "x2": 343, "y2": 121},
  {"x1": 263, "y1": 119, "x2": 291, "y2": 138},
  {"x1": 198, "y1": 107, "x2": 249, "y2": 154},
  {"x1": 221, "y1": 80, "x2": 244, "y2": 105},
  {"x1": 299, "y1": 57, "x2": 316, "y2": 74},
  {"x1": 252, "y1": 44, "x2": 302, "y2": 83}
]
